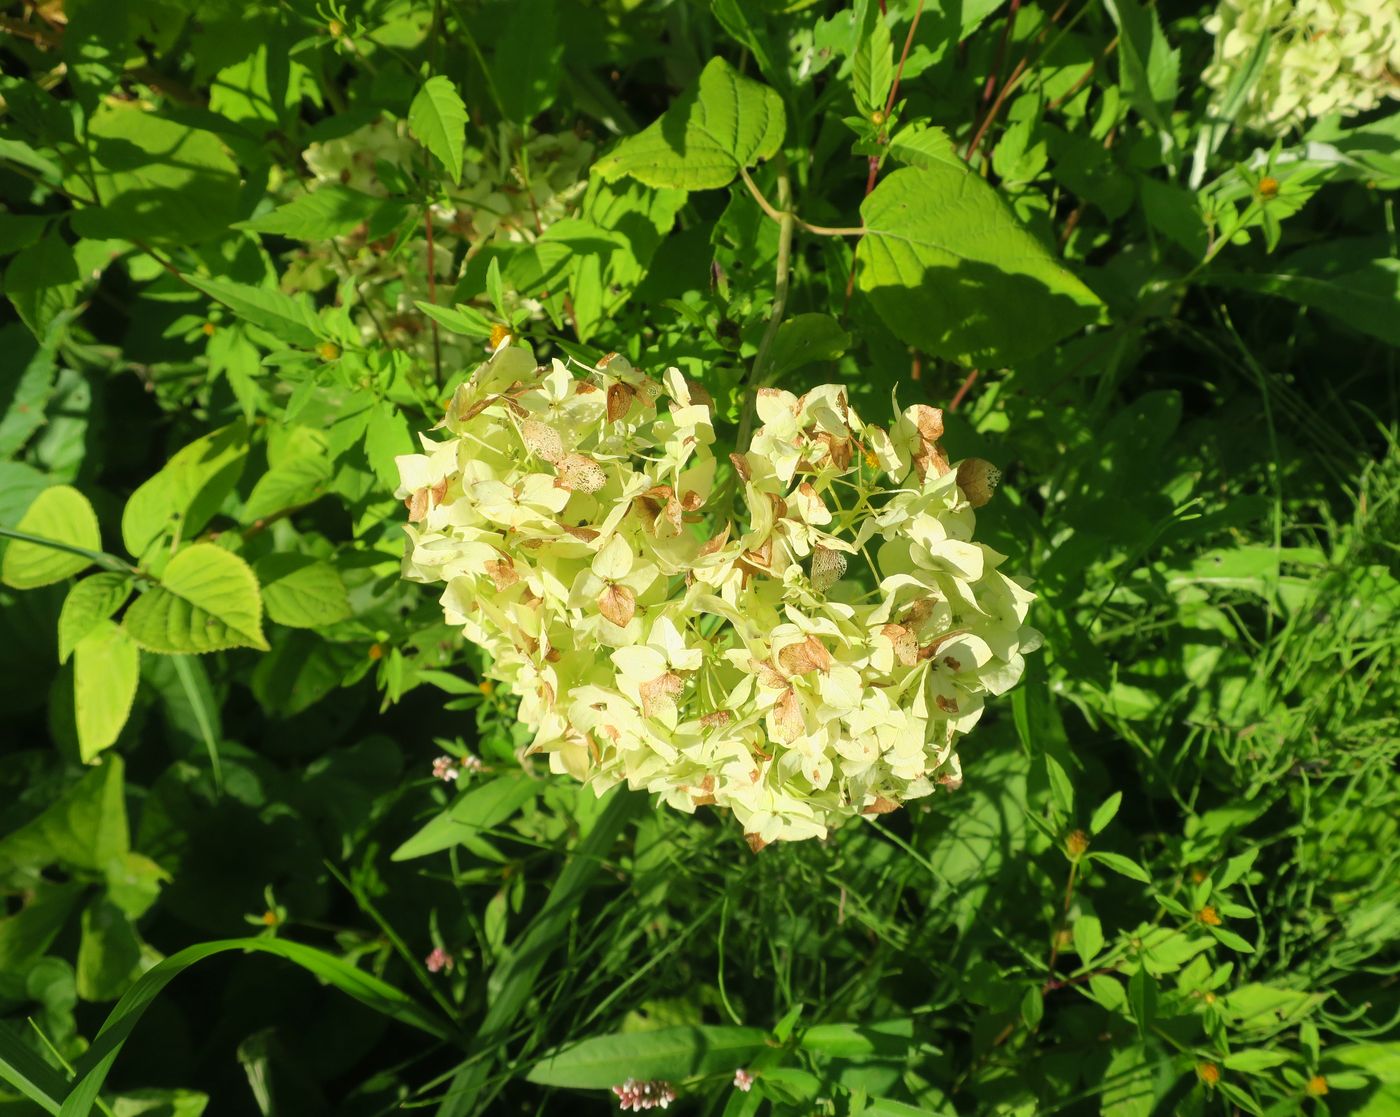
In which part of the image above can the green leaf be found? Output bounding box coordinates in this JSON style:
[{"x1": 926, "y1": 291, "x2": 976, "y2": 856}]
[
  {"x1": 123, "y1": 544, "x2": 268, "y2": 654},
  {"x1": 76, "y1": 898, "x2": 143, "y2": 1002},
  {"x1": 0, "y1": 880, "x2": 85, "y2": 974},
  {"x1": 69, "y1": 104, "x2": 243, "y2": 245},
  {"x1": 766, "y1": 314, "x2": 852, "y2": 378},
  {"x1": 4, "y1": 237, "x2": 81, "y2": 339},
  {"x1": 799, "y1": 1019, "x2": 913, "y2": 1058},
  {"x1": 493, "y1": 0, "x2": 563, "y2": 125},
  {"x1": 0, "y1": 755, "x2": 128, "y2": 873},
  {"x1": 851, "y1": 9, "x2": 893, "y2": 118},
  {"x1": 409, "y1": 76, "x2": 468, "y2": 185},
  {"x1": 1043, "y1": 753, "x2": 1074, "y2": 817},
  {"x1": 1091, "y1": 852, "x2": 1152, "y2": 883},
  {"x1": 414, "y1": 301, "x2": 496, "y2": 339},
  {"x1": 0, "y1": 136, "x2": 64, "y2": 181},
  {"x1": 59, "y1": 573, "x2": 134, "y2": 663},
  {"x1": 236, "y1": 185, "x2": 396, "y2": 240},
  {"x1": 1209, "y1": 245, "x2": 1400, "y2": 348},
  {"x1": 1208, "y1": 926, "x2": 1256, "y2": 954},
  {"x1": 183, "y1": 275, "x2": 322, "y2": 348},
  {"x1": 527, "y1": 1025, "x2": 769, "y2": 1088},
  {"x1": 255, "y1": 554, "x2": 351, "y2": 629},
  {"x1": 1102, "y1": 0, "x2": 1179, "y2": 144},
  {"x1": 1090, "y1": 792, "x2": 1123, "y2": 835},
  {"x1": 57, "y1": 937, "x2": 451, "y2": 1117},
  {"x1": 121, "y1": 421, "x2": 248, "y2": 561},
  {"x1": 2, "y1": 484, "x2": 102, "y2": 589},
  {"x1": 857, "y1": 165, "x2": 1103, "y2": 366},
  {"x1": 0, "y1": 323, "x2": 60, "y2": 456},
  {"x1": 0, "y1": 1016, "x2": 69, "y2": 1115},
  {"x1": 74, "y1": 620, "x2": 140, "y2": 763},
  {"x1": 886, "y1": 124, "x2": 964, "y2": 173},
  {"x1": 391, "y1": 774, "x2": 544, "y2": 860},
  {"x1": 594, "y1": 57, "x2": 786, "y2": 190},
  {"x1": 1223, "y1": 1049, "x2": 1290, "y2": 1074},
  {"x1": 241, "y1": 454, "x2": 330, "y2": 523},
  {"x1": 1073, "y1": 913, "x2": 1105, "y2": 963},
  {"x1": 1128, "y1": 966, "x2": 1156, "y2": 1035},
  {"x1": 1020, "y1": 985, "x2": 1044, "y2": 1029}
]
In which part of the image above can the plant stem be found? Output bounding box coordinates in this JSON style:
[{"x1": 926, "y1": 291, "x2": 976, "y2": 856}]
[
  {"x1": 737, "y1": 167, "x2": 864, "y2": 237},
  {"x1": 0, "y1": 526, "x2": 143, "y2": 578}
]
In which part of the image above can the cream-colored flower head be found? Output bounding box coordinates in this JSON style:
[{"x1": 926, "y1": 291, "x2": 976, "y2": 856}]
[
  {"x1": 1203, "y1": 0, "x2": 1400, "y2": 133},
  {"x1": 397, "y1": 348, "x2": 1038, "y2": 846}
]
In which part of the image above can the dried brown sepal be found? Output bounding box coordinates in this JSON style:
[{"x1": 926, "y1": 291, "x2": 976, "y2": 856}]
[
  {"x1": 758, "y1": 386, "x2": 798, "y2": 414},
  {"x1": 909, "y1": 404, "x2": 945, "y2": 443},
  {"x1": 521, "y1": 420, "x2": 563, "y2": 463},
  {"x1": 880, "y1": 624, "x2": 920, "y2": 667},
  {"x1": 752, "y1": 659, "x2": 787, "y2": 690},
  {"x1": 729, "y1": 452, "x2": 752, "y2": 482},
  {"x1": 745, "y1": 832, "x2": 769, "y2": 853},
  {"x1": 639, "y1": 671, "x2": 684, "y2": 720},
  {"x1": 862, "y1": 796, "x2": 902, "y2": 815},
  {"x1": 598, "y1": 583, "x2": 636, "y2": 627},
  {"x1": 956, "y1": 458, "x2": 1001, "y2": 507},
  {"x1": 556, "y1": 453, "x2": 607, "y2": 493},
  {"x1": 606, "y1": 381, "x2": 635, "y2": 423},
  {"x1": 772, "y1": 688, "x2": 805, "y2": 742},
  {"x1": 699, "y1": 710, "x2": 732, "y2": 729},
  {"x1": 483, "y1": 559, "x2": 519, "y2": 590},
  {"x1": 810, "y1": 546, "x2": 847, "y2": 592},
  {"x1": 698, "y1": 524, "x2": 732, "y2": 558},
  {"x1": 406, "y1": 488, "x2": 431, "y2": 523},
  {"x1": 778, "y1": 635, "x2": 833, "y2": 676}
]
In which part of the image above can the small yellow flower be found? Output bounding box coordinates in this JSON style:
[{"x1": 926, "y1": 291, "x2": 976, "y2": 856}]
[
  {"x1": 1197, "y1": 1062, "x2": 1220, "y2": 1087},
  {"x1": 489, "y1": 323, "x2": 514, "y2": 350},
  {"x1": 201, "y1": 321, "x2": 216, "y2": 337},
  {"x1": 1258, "y1": 176, "x2": 1279, "y2": 199},
  {"x1": 1304, "y1": 1075, "x2": 1328, "y2": 1097},
  {"x1": 261, "y1": 910, "x2": 279, "y2": 926},
  {"x1": 368, "y1": 643, "x2": 384, "y2": 661},
  {"x1": 479, "y1": 680, "x2": 494, "y2": 696},
  {"x1": 317, "y1": 341, "x2": 341, "y2": 361},
  {"x1": 1197, "y1": 905, "x2": 1222, "y2": 926},
  {"x1": 871, "y1": 109, "x2": 886, "y2": 126}
]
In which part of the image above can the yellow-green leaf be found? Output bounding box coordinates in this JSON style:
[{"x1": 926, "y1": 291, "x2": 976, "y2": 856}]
[
  {"x1": 74, "y1": 620, "x2": 140, "y2": 763},
  {"x1": 121, "y1": 421, "x2": 248, "y2": 562},
  {"x1": 594, "y1": 57, "x2": 785, "y2": 190},
  {"x1": 1, "y1": 484, "x2": 102, "y2": 589},
  {"x1": 123, "y1": 543, "x2": 268, "y2": 654},
  {"x1": 59, "y1": 572, "x2": 133, "y2": 664}
]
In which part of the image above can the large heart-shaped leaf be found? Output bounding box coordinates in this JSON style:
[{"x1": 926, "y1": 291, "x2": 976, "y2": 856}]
[{"x1": 123, "y1": 543, "x2": 268, "y2": 654}]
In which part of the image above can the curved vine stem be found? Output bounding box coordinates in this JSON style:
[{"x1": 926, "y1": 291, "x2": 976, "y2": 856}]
[{"x1": 737, "y1": 167, "x2": 865, "y2": 238}]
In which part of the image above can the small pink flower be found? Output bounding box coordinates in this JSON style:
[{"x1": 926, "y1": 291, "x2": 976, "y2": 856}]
[
  {"x1": 611, "y1": 1078, "x2": 676, "y2": 1111},
  {"x1": 425, "y1": 946, "x2": 454, "y2": 973},
  {"x1": 733, "y1": 1068, "x2": 754, "y2": 1092},
  {"x1": 460, "y1": 753, "x2": 485, "y2": 773},
  {"x1": 432, "y1": 756, "x2": 459, "y2": 782}
]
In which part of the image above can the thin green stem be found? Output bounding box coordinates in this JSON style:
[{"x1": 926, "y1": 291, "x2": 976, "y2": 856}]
[
  {"x1": 0, "y1": 526, "x2": 143, "y2": 578},
  {"x1": 738, "y1": 166, "x2": 864, "y2": 238}
]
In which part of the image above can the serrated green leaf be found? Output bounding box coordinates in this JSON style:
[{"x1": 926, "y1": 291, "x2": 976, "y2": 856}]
[
  {"x1": 73, "y1": 620, "x2": 140, "y2": 763},
  {"x1": 856, "y1": 165, "x2": 1103, "y2": 366},
  {"x1": 766, "y1": 313, "x2": 851, "y2": 378},
  {"x1": 851, "y1": 10, "x2": 893, "y2": 118},
  {"x1": 68, "y1": 104, "x2": 243, "y2": 245},
  {"x1": 184, "y1": 275, "x2": 322, "y2": 348},
  {"x1": 1073, "y1": 913, "x2": 1105, "y2": 962},
  {"x1": 886, "y1": 124, "x2": 964, "y2": 173},
  {"x1": 1102, "y1": 0, "x2": 1179, "y2": 143},
  {"x1": 2, "y1": 484, "x2": 102, "y2": 589},
  {"x1": 255, "y1": 553, "x2": 351, "y2": 629},
  {"x1": 242, "y1": 454, "x2": 330, "y2": 523},
  {"x1": 409, "y1": 76, "x2": 468, "y2": 185},
  {"x1": 5, "y1": 237, "x2": 81, "y2": 339},
  {"x1": 0, "y1": 755, "x2": 128, "y2": 873},
  {"x1": 594, "y1": 57, "x2": 785, "y2": 190},
  {"x1": 527, "y1": 1026, "x2": 769, "y2": 1088},
  {"x1": 59, "y1": 572, "x2": 134, "y2": 664},
  {"x1": 236, "y1": 185, "x2": 395, "y2": 240},
  {"x1": 121, "y1": 421, "x2": 248, "y2": 561},
  {"x1": 123, "y1": 543, "x2": 268, "y2": 654}
]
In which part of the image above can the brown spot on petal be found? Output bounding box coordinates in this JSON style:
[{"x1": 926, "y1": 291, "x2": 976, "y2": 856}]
[
  {"x1": 935, "y1": 694, "x2": 960, "y2": 714},
  {"x1": 639, "y1": 672, "x2": 684, "y2": 720},
  {"x1": 772, "y1": 688, "x2": 804, "y2": 742},
  {"x1": 406, "y1": 488, "x2": 430, "y2": 522},
  {"x1": 909, "y1": 404, "x2": 945, "y2": 443},
  {"x1": 700, "y1": 710, "x2": 732, "y2": 728},
  {"x1": 880, "y1": 624, "x2": 919, "y2": 668},
  {"x1": 943, "y1": 655, "x2": 963, "y2": 673},
  {"x1": 598, "y1": 583, "x2": 636, "y2": 627},
  {"x1": 698, "y1": 523, "x2": 731, "y2": 557},
  {"x1": 483, "y1": 559, "x2": 519, "y2": 589},
  {"x1": 563, "y1": 524, "x2": 600, "y2": 542},
  {"x1": 521, "y1": 420, "x2": 562, "y2": 463},
  {"x1": 752, "y1": 659, "x2": 787, "y2": 690},
  {"x1": 680, "y1": 489, "x2": 704, "y2": 512},
  {"x1": 810, "y1": 546, "x2": 847, "y2": 592},
  {"x1": 778, "y1": 635, "x2": 833, "y2": 676},
  {"x1": 556, "y1": 453, "x2": 607, "y2": 493},
  {"x1": 684, "y1": 379, "x2": 714, "y2": 407},
  {"x1": 757, "y1": 386, "x2": 797, "y2": 414},
  {"x1": 956, "y1": 458, "x2": 1001, "y2": 507},
  {"x1": 596, "y1": 351, "x2": 620, "y2": 369},
  {"x1": 913, "y1": 442, "x2": 952, "y2": 481},
  {"x1": 607, "y1": 381, "x2": 634, "y2": 423}
]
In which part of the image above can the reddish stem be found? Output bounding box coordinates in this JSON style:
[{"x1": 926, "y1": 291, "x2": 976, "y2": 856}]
[{"x1": 948, "y1": 369, "x2": 980, "y2": 412}]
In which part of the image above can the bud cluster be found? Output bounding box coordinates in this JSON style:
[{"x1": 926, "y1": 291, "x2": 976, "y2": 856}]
[{"x1": 397, "y1": 345, "x2": 1038, "y2": 844}]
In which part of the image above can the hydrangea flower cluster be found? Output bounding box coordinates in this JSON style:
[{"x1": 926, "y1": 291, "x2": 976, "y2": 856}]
[
  {"x1": 1203, "y1": 0, "x2": 1400, "y2": 132},
  {"x1": 396, "y1": 344, "x2": 1038, "y2": 845}
]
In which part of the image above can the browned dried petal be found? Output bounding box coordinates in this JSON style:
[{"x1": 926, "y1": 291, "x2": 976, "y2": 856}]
[
  {"x1": 956, "y1": 457, "x2": 1001, "y2": 508},
  {"x1": 680, "y1": 489, "x2": 704, "y2": 512},
  {"x1": 728, "y1": 452, "x2": 751, "y2": 481},
  {"x1": 745, "y1": 832, "x2": 769, "y2": 853},
  {"x1": 861, "y1": 796, "x2": 902, "y2": 815},
  {"x1": 699, "y1": 710, "x2": 732, "y2": 728},
  {"x1": 598, "y1": 583, "x2": 636, "y2": 627},
  {"x1": 913, "y1": 442, "x2": 952, "y2": 480},
  {"x1": 778, "y1": 634, "x2": 833, "y2": 676},
  {"x1": 483, "y1": 559, "x2": 519, "y2": 589},
  {"x1": 757, "y1": 386, "x2": 797, "y2": 414},
  {"x1": 880, "y1": 624, "x2": 920, "y2": 668},
  {"x1": 772, "y1": 688, "x2": 805, "y2": 742},
  {"x1": 752, "y1": 659, "x2": 787, "y2": 690},
  {"x1": 898, "y1": 597, "x2": 936, "y2": 630},
  {"x1": 406, "y1": 488, "x2": 430, "y2": 523},
  {"x1": 521, "y1": 420, "x2": 563, "y2": 463},
  {"x1": 607, "y1": 381, "x2": 634, "y2": 423},
  {"x1": 934, "y1": 694, "x2": 960, "y2": 714},
  {"x1": 698, "y1": 524, "x2": 731, "y2": 557},
  {"x1": 564, "y1": 524, "x2": 601, "y2": 542},
  {"x1": 639, "y1": 671, "x2": 684, "y2": 720},
  {"x1": 810, "y1": 546, "x2": 847, "y2": 592},
  {"x1": 596, "y1": 351, "x2": 620, "y2": 369},
  {"x1": 684, "y1": 379, "x2": 714, "y2": 407},
  {"x1": 556, "y1": 452, "x2": 607, "y2": 493},
  {"x1": 909, "y1": 404, "x2": 945, "y2": 443}
]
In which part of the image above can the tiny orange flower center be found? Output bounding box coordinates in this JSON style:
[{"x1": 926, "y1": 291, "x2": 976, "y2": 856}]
[
  {"x1": 1197, "y1": 1062, "x2": 1220, "y2": 1086},
  {"x1": 1259, "y1": 176, "x2": 1279, "y2": 199},
  {"x1": 317, "y1": 341, "x2": 341, "y2": 361},
  {"x1": 1304, "y1": 1075, "x2": 1328, "y2": 1097},
  {"x1": 1197, "y1": 905, "x2": 1222, "y2": 926}
]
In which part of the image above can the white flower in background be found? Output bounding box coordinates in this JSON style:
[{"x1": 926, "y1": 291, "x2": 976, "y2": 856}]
[
  {"x1": 397, "y1": 345, "x2": 1038, "y2": 845},
  {"x1": 1204, "y1": 0, "x2": 1400, "y2": 132}
]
